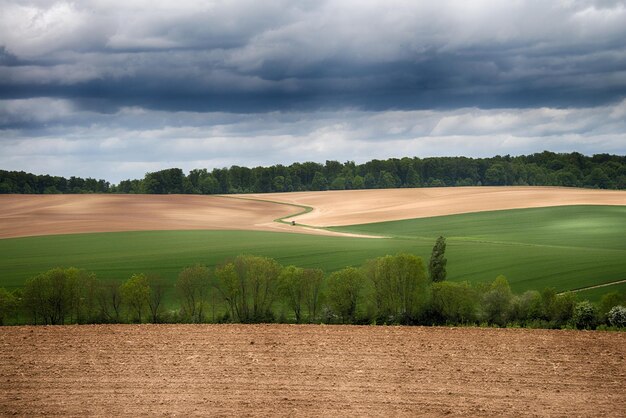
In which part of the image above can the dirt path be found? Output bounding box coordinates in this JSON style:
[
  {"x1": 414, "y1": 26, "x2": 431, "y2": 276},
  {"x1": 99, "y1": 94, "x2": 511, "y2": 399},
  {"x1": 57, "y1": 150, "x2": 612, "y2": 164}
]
[
  {"x1": 1, "y1": 324, "x2": 624, "y2": 417},
  {"x1": 566, "y1": 279, "x2": 626, "y2": 293}
]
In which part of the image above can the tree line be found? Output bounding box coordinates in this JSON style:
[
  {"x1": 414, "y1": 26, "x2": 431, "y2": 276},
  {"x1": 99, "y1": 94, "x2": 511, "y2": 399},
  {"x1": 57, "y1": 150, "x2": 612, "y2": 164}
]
[
  {"x1": 1, "y1": 151, "x2": 625, "y2": 194},
  {"x1": 1, "y1": 238, "x2": 624, "y2": 330}
]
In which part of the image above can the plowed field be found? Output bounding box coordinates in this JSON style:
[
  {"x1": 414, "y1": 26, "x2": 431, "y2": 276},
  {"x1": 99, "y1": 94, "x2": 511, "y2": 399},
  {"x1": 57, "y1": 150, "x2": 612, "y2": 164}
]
[
  {"x1": 246, "y1": 186, "x2": 626, "y2": 226},
  {"x1": 1, "y1": 324, "x2": 624, "y2": 417},
  {"x1": 0, "y1": 194, "x2": 297, "y2": 239},
  {"x1": 1, "y1": 187, "x2": 625, "y2": 238}
]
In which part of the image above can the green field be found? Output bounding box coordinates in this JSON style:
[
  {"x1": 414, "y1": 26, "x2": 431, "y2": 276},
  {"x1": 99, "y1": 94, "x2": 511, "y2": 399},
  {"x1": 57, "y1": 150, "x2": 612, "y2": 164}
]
[
  {"x1": 0, "y1": 205, "x2": 624, "y2": 303},
  {"x1": 332, "y1": 205, "x2": 626, "y2": 297}
]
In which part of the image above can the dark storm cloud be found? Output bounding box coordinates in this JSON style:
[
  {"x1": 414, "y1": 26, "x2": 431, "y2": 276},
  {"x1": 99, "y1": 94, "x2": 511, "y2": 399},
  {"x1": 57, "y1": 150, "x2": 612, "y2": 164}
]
[
  {"x1": 1, "y1": 0, "x2": 626, "y2": 113},
  {"x1": 1, "y1": 1, "x2": 625, "y2": 182}
]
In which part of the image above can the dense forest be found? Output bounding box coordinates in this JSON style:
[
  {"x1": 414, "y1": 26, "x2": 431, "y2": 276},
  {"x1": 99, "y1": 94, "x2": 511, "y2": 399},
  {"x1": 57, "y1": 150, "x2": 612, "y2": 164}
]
[{"x1": 1, "y1": 151, "x2": 625, "y2": 194}]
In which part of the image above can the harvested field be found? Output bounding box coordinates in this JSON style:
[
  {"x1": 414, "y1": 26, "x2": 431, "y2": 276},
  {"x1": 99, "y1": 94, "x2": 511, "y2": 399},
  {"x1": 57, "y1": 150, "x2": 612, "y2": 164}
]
[
  {"x1": 246, "y1": 186, "x2": 626, "y2": 226},
  {"x1": 1, "y1": 324, "x2": 624, "y2": 417},
  {"x1": 0, "y1": 194, "x2": 370, "y2": 239},
  {"x1": 1, "y1": 187, "x2": 624, "y2": 239},
  {"x1": 0, "y1": 194, "x2": 297, "y2": 239}
]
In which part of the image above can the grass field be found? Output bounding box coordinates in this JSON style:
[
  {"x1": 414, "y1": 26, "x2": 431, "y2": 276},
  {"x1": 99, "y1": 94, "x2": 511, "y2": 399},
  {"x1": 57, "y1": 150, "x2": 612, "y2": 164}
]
[
  {"x1": 1, "y1": 205, "x2": 624, "y2": 303},
  {"x1": 332, "y1": 205, "x2": 626, "y2": 297}
]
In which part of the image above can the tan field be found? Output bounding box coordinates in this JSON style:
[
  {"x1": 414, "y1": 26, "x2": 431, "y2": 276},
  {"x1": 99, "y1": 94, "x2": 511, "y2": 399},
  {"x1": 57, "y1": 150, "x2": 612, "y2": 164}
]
[
  {"x1": 0, "y1": 194, "x2": 372, "y2": 239},
  {"x1": 244, "y1": 186, "x2": 626, "y2": 227},
  {"x1": 0, "y1": 324, "x2": 624, "y2": 417},
  {"x1": 1, "y1": 187, "x2": 625, "y2": 238}
]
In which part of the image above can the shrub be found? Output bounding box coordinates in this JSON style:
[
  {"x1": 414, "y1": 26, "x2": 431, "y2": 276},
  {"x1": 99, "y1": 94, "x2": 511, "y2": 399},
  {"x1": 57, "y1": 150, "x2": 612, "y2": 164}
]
[
  {"x1": 607, "y1": 305, "x2": 626, "y2": 328},
  {"x1": 431, "y1": 281, "x2": 478, "y2": 325},
  {"x1": 0, "y1": 288, "x2": 18, "y2": 325},
  {"x1": 553, "y1": 292, "x2": 577, "y2": 327},
  {"x1": 572, "y1": 301, "x2": 597, "y2": 329},
  {"x1": 598, "y1": 292, "x2": 626, "y2": 323},
  {"x1": 482, "y1": 276, "x2": 513, "y2": 326}
]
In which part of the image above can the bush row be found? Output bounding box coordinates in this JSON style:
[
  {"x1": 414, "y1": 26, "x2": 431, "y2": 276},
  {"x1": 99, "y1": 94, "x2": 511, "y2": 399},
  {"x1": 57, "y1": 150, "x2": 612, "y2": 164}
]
[{"x1": 1, "y1": 254, "x2": 624, "y2": 330}]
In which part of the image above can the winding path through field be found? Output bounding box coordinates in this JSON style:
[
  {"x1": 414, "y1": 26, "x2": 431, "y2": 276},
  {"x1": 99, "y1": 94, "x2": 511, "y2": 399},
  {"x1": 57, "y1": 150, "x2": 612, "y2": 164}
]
[
  {"x1": 243, "y1": 186, "x2": 626, "y2": 227},
  {"x1": 1, "y1": 186, "x2": 624, "y2": 238}
]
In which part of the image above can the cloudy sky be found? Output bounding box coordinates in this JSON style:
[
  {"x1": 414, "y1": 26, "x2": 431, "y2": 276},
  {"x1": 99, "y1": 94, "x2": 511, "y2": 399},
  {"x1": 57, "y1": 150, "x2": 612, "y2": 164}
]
[{"x1": 1, "y1": 0, "x2": 625, "y2": 183}]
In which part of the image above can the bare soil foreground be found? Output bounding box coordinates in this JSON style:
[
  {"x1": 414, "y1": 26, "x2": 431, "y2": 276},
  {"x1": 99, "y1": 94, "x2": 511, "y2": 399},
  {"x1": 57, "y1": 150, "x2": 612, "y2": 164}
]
[
  {"x1": 245, "y1": 186, "x2": 626, "y2": 226},
  {"x1": 1, "y1": 325, "x2": 624, "y2": 417}
]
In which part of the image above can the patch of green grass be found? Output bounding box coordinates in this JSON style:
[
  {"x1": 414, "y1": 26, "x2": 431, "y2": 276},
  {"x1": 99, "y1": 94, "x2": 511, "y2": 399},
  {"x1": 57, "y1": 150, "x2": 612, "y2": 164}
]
[
  {"x1": 0, "y1": 230, "x2": 423, "y2": 300},
  {"x1": 331, "y1": 205, "x2": 626, "y2": 296},
  {"x1": 0, "y1": 205, "x2": 624, "y2": 304},
  {"x1": 332, "y1": 205, "x2": 626, "y2": 250}
]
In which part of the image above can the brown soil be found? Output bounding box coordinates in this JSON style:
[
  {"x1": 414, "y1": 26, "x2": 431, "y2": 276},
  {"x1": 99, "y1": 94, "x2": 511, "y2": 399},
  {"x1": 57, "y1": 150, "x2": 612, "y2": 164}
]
[
  {"x1": 0, "y1": 194, "x2": 295, "y2": 239},
  {"x1": 1, "y1": 187, "x2": 624, "y2": 239},
  {"x1": 0, "y1": 324, "x2": 624, "y2": 417},
  {"x1": 244, "y1": 186, "x2": 626, "y2": 226},
  {"x1": 0, "y1": 194, "x2": 374, "y2": 239}
]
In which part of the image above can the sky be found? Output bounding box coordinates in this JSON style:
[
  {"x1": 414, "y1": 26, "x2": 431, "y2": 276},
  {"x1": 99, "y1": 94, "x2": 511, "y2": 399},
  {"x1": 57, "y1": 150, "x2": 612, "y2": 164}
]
[{"x1": 1, "y1": 0, "x2": 625, "y2": 183}]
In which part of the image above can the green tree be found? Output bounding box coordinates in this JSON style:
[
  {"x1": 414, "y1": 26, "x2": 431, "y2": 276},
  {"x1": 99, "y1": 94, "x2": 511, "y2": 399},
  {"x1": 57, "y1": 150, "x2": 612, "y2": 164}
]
[
  {"x1": 0, "y1": 288, "x2": 17, "y2": 325},
  {"x1": 365, "y1": 253, "x2": 430, "y2": 323},
  {"x1": 329, "y1": 176, "x2": 346, "y2": 190},
  {"x1": 352, "y1": 175, "x2": 365, "y2": 189},
  {"x1": 378, "y1": 171, "x2": 399, "y2": 189},
  {"x1": 147, "y1": 274, "x2": 167, "y2": 323},
  {"x1": 510, "y1": 290, "x2": 542, "y2": 324},
  {"x1": 279, "y1": 266, "x2": 306, "y2": 323},
  {"x1": 598, "y1": 291, "x2": 625, "y2": 321},
  {"x1": 272, "y1": 175, "x2": 286, "y2": 192},
  {"x1": 584, "y1": 167, "x2": 612, "y2": 189},
  {"x1": 326, "y1": 267, "x2": 365, "y2": 324},
  {"x1": 428, "y1": 236, "x2": 447, "y2": 282},
  {"x1": 215, "y1": 255, "x2": 282, "y2": 322},
  {"x1": 176, "y1": 265, "x2": 211, "y2": 323},
  {"x1": 553, "y1": 292, "x2": 577, "y2": 326},
  {"x1": 120, "y1": 273, "x2": 150, "y2": 323},
  {"x1": 22, "y1": 268, "x2": 76, "y2": 325},
  {"x1": 66, "y1": 268, "x2": 99, "y2": 324},
  {"x1": 405, "y1": 166, "x2": 421, "y2": 187},
  {"x1": 607, "y1": 305, "x2": 626, "y2": 328},
  {"x1": 199, "y1": 175, "x2": 220, "y2": 194},
  {"x1": 302, "y1": 268, "x2": 324, "y2": 322},
  {"x1": 482, "y1": 275, "x2": 513, "y2": 326},
  {"x1": 311, "y1": 171, "x2": 328, "y2": 191},
  {"x1": 431, "y1": 281, "x2": 479, "y2": 324},
  {"x1": 484, "y1": 163, "x2": 508, "y2": 185},
  {"x1": 572, "y1": 301, "x2": 597, "y2": 329},
  {"x1": 97, "y1": 281, "x2": 122, "y2": 323}
]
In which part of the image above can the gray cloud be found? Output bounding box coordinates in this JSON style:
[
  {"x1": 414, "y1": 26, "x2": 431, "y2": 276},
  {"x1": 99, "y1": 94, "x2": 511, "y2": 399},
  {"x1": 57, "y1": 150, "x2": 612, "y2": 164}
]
[
  {"x1": 1, "y1": 1, "x2": 625, "y2": 111},
  {"x1": 1, "y1": 99, "x2": 624, "y2": 182},
  {"x1": 0, "y1": 1, "x2": 625, "y2": 181}
]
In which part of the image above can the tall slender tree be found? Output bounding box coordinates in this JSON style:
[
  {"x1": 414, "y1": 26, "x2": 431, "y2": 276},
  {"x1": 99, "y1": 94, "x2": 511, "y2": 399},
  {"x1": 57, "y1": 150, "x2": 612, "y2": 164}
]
[{"x1": 428, "y1": 236, "x2": 447, "y2": 282}]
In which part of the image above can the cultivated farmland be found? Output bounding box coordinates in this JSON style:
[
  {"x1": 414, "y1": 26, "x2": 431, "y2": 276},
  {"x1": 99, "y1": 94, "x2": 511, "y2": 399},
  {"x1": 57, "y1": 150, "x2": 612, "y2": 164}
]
[
  {"x1": 245, "y1": 186, "x2": 626, "y2": 226},
  {"x1": 1, "y1": 187, "x2": 625, "y2": 300},
  {"x1": 0, "y1": 324, "x2": 624, "y2": 416},
  {"x1": 2, "y1": 186, "x2": 625, "y2": 238},
  {"x1": 1, "y1": 186, "x2": 626, "y2": 416}
]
